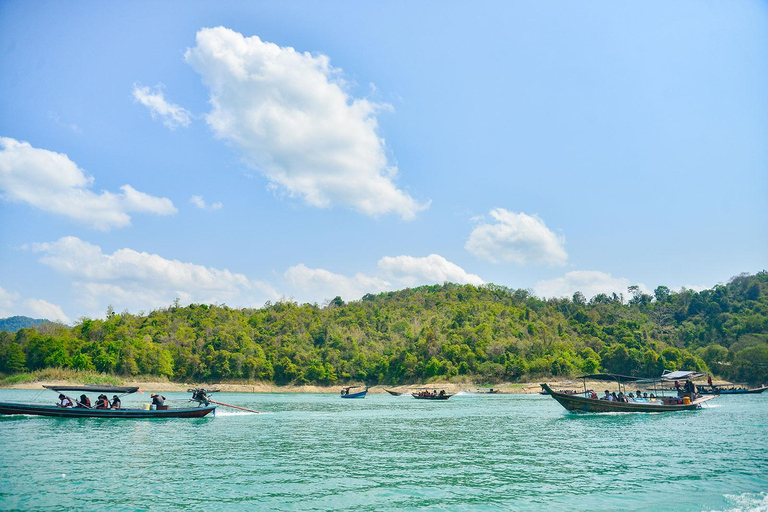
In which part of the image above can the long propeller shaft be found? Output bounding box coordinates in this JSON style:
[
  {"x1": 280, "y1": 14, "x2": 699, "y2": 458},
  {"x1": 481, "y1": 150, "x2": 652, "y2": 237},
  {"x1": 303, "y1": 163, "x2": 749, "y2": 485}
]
[{"x1": 209, "y1": 399, "x2": 260, "y2": 414}]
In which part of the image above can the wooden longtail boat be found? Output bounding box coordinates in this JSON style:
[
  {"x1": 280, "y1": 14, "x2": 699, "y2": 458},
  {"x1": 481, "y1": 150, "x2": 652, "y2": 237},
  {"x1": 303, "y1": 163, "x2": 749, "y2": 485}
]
[
  {"x1": 340, "y1": 386, "x2": 368, "y2": 398},
  {"x1": 540, "y1": 381, "x2": 716, "y2": 413},
  {"x1": 465, "y1": 388, "x2": 500, "y2": 394},
  {"x1": 697, "y1": 385, "x2": 768, "y2": 395},
  {"x1": 412, "y1": 391, "x2": 452, "y2": 400},
  {"x1": 384, "y1": 389, "x2": 405, "y2": 396},
  {"x1": 0, "y1": 385, "x2": 216, "y2": 419}
]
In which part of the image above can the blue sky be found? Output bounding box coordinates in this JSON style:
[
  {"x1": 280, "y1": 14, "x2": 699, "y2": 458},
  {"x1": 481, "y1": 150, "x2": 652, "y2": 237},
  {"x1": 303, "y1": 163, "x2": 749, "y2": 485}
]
[{"x1": 1, "y1": 1, "x2": 766, "y2": 323}]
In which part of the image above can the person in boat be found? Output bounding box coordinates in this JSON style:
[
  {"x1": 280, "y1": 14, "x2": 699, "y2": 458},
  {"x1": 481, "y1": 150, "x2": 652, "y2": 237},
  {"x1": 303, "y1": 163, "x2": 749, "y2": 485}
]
[
  {"x1": 151, "y1": 393, "x2": 166, "y2": 407},
  {"x1": 77, "y1": 394, "x2": 91, "y2": 408},
  {"x1": 600, "y1": 390, "x2": 612, "y2": 401},
  {"x1": 589, "y1": 390, "x2": 598, "y2": 399},
  {"x1": 438, "y1": 390, "x2": 446, "y2": 397},
  {"x1": 95, "y1": 394, "x2": 110, "y2": 409},
  {"x1": 111, "y1": 395, "x2": 121, "y2": 409},
  {"x1": 707, "y1": 375, "x2": 713, "y2": 388},
  {"x1": 58, "y1": 394, "x2": 73, "y2": 408}
]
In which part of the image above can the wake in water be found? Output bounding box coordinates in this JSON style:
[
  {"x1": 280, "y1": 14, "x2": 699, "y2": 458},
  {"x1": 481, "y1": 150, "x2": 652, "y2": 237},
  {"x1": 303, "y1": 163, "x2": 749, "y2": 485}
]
[
  {"x1": 705, "y1": 492, "x2": 768, "y2": 512},
  {"x1": 213, "y1": 409, "x2": 267, "y2": 417}
]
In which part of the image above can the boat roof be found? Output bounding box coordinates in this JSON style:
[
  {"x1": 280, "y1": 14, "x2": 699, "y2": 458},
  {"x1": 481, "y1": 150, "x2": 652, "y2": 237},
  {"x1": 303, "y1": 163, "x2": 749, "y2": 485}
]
[
  {"x1": 578, "y1": 373, "x2": 650, "y2": 383},
  {"x1": 660, "y1": 370, "x2": 706, "y2": 381},
  {"x1": 43, "y1": 384, "x2": 140, "y2": 394}
]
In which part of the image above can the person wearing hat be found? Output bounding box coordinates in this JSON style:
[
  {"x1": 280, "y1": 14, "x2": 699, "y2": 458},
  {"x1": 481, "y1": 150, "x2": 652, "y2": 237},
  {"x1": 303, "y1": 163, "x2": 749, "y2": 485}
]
[
  {"x1": 57, "y1": 394, "x2": 73, "y2": 408},
  {"x1": 151, "y1": 393, "x2": 166, "y2": 409},
  {"x1": 110, "y1": 395, "x2": 121, "y2": 409}
]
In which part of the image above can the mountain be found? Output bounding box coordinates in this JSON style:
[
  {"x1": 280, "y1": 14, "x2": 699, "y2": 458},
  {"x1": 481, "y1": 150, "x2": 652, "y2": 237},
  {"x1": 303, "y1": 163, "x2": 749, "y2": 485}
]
[{"x1": 0, "y1": 316, "x2": 49, "y2": 333}]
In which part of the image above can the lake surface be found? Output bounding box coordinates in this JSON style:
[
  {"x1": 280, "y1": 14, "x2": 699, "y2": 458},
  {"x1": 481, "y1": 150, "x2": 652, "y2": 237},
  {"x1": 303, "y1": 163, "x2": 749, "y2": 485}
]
[{"x1": 0, "y1": 390, "x2": 766, "y2": 511}]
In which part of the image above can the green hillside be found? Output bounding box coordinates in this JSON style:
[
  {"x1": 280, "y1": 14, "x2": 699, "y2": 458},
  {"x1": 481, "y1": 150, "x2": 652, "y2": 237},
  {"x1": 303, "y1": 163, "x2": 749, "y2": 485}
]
[{"x1": 1, "y1": 271, "x2": 766, "y2": 385}]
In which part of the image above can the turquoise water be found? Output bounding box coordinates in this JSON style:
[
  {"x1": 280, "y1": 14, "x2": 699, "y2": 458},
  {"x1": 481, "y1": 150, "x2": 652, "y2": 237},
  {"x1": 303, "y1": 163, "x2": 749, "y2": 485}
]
[{"x1": 0, "y1": 390, "x2": 766, "y2": 511}]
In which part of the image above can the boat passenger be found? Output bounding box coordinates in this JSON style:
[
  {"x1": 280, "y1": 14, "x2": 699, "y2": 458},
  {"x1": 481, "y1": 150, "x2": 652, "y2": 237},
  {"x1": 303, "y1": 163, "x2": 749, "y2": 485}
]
[
  {"x1": 611, "y1": 392, "x2": 618, "y2": 402},
  {"x1": 617, "y1": 392, "x2": 625, "y2": 403},
  {"x1": 643, "y1": 393, "x2": 649, "y2": 399},
  {"x1": 58, "y1": 394, "x2": 73, "y2": 408},
  {"x1": 111, "y1": 395, "x2": 121, "y2": 409},
  {"x1": 95, "y1": 394, "x2": 109, "y2": 409},
  {"x1": 77, "y1": 394, "x2": 91, "y2": 408},
  {"x1": 589, "y1": 391, "x2": 598, "y2": 399},
  {"x1": 151, "y1": 393, "x2": 166, "y2": 407}
]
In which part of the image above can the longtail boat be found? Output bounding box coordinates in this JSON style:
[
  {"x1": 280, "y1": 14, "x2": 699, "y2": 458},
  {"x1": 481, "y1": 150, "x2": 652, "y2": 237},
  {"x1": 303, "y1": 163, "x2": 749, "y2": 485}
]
[
  {"x1": 340, "y1": 386, "x2": 368, "y2": 398},
  {"x1": 412, "y1": 390, "x2": 452, "y2": 400},
  {"x1": 697, "y1": 385, "x2": 768, "y2": 395},
  {"x1": 540, "y1": 373, "x2": 716, "y2": 413},
  {"x1": 0, "y1": 385, "x2": 216, "y2": 418},
  {"x1": 384, "y1": 389, "x2": 405, "y2": 396},
  {"x1": 465, "y1": 388, "x2": 500, "y2": 394}
]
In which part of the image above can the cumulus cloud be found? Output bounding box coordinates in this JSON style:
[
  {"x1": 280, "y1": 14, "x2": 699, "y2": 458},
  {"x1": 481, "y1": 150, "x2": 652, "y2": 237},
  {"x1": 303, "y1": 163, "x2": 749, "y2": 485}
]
[
  {"x1": 465, "y1": 208, "x2": 568, "y2": 266},
  {"x1": 0, "y1": 286, "x2": 70, "y2": 324},
  {"x1": 132, "y1": 83, "x2": 192, "y2": 129},
  {"x1": 284, "y1": 254, "x2": 484, "y2": 303},
  {"x1": 190, "y1": 195, "x2": 223, "y2": 211},
  {"x1": 284, "y1": 264, "x2": 390, "y2": 303},
  {"x1": 30, "y1": 237, "x2": 278, "y2": 317},
  {"x1": 0, "y1": 137, "x2": 177, "y2": 230},
  {"x1": 377, "y1": 254, "x2": 485, "y2": 288},
  {"x1": 534, "y1": 270, "x2": 649, "y2": 300},
  {"x1": 184, "y1": 26, "x2": 428, "y2": 219}
]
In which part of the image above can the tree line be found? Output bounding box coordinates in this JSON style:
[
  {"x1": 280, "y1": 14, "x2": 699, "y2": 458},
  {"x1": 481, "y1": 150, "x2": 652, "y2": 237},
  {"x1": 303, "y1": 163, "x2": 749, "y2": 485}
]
[{"x1": 1, "y1": 271, "x2": 766, "y2": 385}]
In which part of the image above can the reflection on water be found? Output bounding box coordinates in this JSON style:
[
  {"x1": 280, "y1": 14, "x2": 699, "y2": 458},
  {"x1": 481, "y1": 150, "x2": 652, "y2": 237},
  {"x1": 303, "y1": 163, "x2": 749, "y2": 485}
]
[{"x1": 0, "y1": 391, "x2": 766, "y2": 511}]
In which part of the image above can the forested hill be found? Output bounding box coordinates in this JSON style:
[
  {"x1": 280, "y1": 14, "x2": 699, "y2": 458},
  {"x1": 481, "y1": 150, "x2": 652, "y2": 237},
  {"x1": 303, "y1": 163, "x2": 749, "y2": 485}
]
[
  {"x1": 1, "y1": 272, "x2": 767, "y2": 385},
  {"x1": 0, "y1": 316, "x2": 49, "y2": 333}
]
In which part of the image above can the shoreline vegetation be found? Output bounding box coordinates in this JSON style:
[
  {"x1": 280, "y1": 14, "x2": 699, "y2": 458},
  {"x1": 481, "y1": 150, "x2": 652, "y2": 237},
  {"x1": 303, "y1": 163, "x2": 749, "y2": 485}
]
[
  {"x1": 1, "y1": 273, "x2": 767, "y2": 388},
  {"x1": 0, "y1": 369, "x2": 734, "y2": 395}
]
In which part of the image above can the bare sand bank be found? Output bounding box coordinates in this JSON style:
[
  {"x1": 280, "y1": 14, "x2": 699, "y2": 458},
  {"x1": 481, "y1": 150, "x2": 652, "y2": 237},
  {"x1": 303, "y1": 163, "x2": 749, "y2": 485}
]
[{"x1": 3, "y1": 378, "x2": 726, "y2": 394}]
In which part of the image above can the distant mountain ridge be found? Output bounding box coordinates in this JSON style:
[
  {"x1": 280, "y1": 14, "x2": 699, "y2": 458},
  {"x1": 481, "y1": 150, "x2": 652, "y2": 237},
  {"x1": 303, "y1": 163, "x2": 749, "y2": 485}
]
[{"x1": 0, "y1": 316, "x2": 49, "y2": 333}]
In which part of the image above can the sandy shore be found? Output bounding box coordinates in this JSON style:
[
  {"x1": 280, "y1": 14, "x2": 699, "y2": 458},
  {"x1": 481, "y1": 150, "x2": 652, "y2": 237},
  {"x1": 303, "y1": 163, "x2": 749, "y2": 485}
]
[
  {"x1": 2, "y1": 378, "x2": 728, "y2": 394},
  {"x1": 0, "y1": 379, "x2": 616, "y2": 394}
]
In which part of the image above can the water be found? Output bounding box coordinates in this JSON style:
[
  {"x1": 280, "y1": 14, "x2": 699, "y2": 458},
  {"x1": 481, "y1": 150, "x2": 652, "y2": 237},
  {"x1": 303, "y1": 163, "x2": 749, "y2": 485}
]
[{"x1": 0, "y1": 390, "x2": 766, "y2": 511}]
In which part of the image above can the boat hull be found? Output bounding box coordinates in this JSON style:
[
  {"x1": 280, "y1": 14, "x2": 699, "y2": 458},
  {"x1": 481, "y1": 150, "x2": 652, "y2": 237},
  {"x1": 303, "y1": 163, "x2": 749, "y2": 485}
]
[
  {"x1": 0, "y1": 402, "x2": 216, "y2": 418},
  {"x1": 540, "y1": 383, "x2": 715, "y2": 413},
  {"x1": 384, "y1": 389, "x2": 404, "y2": 396},
  {"x1": 411, "y1": 393, "x2": 452, "y2": 400}
]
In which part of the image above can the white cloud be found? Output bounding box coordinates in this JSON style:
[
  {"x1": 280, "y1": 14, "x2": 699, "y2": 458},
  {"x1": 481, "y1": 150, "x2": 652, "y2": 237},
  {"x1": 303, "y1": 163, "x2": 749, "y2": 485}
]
[
  {"x1": 0, "y1": 137, "x2": 177, "y2": 230},
  {"x1": 378, "y1": 254, "x2": 485, "y2": 287},
  {"x1": 284, "y1": 264, "x2": 390, "y2": 303},
  {"x1": 465, "y1": 208, "x2": 568, "y2": 266},
  {"x1": 534, "y1": 270, "x2": 649, "y2": 300},
  {"x1": 284, "y1": 254, "x2": 483, "y2": 303},
  {"x1": 30, "y1": 237, "x2": 279, "y2": 317},
  {"x1": 132, "y1": 83, "x2": 192, "y2": 129},
  {"x1": 0, "y1": 286, "x2": 71, "y2": 324},
  {"x1": 184, "y1": 26, "x2": 428, "y2": 220},
  {"x1": 190, "y1": 195, "x2": 223, "y2": 211}
]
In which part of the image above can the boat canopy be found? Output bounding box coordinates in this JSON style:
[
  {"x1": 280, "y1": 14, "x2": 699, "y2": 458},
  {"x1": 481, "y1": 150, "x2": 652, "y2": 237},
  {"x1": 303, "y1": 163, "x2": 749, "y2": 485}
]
[
  {"x1": 578, "y1": 373, "x2": 649, "y2": 383},
  {"x1": 43, "y1": 385, "x2": 140, "y2": 394},
  {"x1": 660, "y1": 370, "x2": 706, "y2": 381}
]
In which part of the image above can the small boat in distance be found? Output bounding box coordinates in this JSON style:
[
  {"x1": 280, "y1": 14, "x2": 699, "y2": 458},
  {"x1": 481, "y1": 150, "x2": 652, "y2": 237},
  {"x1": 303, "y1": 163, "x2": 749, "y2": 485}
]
[
  {"x1": 384, "y1": 389, "x2": 405, "y2": 396},
  {"x1": 465, "y1": 388, "x2": 500, "y2": 394},
  {"x1": 697, "y1": 385, "x2": 768, "y2": 395},
  {"x1": 340, "y1": 386, "x2": 368, "y2": 398},
  {"x1": 0, "y1": 385, "x2": 216, "y2": 418},
  {"x1": 412, "y1": 389, "x2": 452, "y2": 400}
]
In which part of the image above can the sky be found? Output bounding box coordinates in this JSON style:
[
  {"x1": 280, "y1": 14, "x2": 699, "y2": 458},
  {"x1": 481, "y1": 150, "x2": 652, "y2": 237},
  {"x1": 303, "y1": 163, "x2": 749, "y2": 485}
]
[{"x1": 1, "y1": 1, "x2": 766, "y2": 324}]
